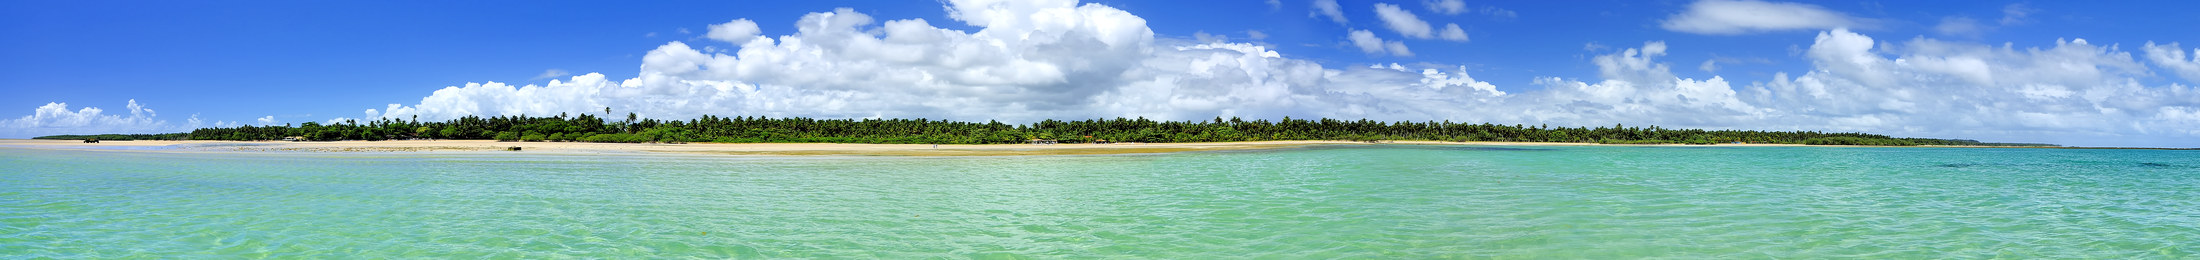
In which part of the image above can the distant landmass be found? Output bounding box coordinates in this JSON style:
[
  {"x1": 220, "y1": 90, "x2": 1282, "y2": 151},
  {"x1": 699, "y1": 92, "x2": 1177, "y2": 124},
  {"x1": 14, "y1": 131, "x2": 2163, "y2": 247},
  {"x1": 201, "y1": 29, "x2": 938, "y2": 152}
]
[{"x1": 34, "y1": 114, "x2": 2057, "y2": 147}]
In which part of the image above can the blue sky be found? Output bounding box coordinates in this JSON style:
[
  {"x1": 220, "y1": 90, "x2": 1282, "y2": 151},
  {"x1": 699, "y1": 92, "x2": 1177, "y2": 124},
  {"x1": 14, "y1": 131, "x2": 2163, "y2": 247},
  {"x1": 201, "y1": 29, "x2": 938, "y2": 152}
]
[{"x1": 6, "y1": 0, "x2": 2200, "y2": 147}]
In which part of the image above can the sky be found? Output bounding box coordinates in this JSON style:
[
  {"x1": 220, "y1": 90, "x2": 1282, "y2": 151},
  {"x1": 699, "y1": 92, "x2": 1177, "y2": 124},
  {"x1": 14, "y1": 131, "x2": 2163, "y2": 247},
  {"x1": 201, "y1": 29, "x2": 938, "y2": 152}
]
[{"x1": 5, "y1": 0, "x2": 2200, "y2": 147}]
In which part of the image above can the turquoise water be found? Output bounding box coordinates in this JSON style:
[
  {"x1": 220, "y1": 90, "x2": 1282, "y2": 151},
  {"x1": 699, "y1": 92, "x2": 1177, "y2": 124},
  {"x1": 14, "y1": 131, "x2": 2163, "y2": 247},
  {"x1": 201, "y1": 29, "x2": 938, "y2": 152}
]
[{"x1": 3, "y1": 145, "x2": 2197, "y2": 258}]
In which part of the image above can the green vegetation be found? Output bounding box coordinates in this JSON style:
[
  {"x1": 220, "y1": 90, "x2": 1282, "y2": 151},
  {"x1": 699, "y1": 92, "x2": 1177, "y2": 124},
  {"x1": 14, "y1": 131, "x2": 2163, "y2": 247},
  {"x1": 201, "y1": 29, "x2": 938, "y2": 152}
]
[
  {"x1": 32, "y1": 113, "x2": 2053, "y2": 147},
  {"x1": 1596, "y1": 139, "x2": 1717, "y2": 145}
]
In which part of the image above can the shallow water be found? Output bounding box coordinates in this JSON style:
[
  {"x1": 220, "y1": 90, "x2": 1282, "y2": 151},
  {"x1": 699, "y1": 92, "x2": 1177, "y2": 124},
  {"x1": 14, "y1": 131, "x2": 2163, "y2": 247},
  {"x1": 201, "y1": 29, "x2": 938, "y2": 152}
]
[{"x1": 3, "y1": 145, "x2": 2195, "y2": 258}]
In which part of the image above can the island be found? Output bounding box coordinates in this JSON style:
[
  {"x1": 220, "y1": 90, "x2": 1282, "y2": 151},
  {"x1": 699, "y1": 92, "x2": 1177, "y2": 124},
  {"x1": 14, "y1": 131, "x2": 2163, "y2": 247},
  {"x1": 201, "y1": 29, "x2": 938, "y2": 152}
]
[{"x1": 18, "y1": 114, "x2": 2055, "y2": 155}]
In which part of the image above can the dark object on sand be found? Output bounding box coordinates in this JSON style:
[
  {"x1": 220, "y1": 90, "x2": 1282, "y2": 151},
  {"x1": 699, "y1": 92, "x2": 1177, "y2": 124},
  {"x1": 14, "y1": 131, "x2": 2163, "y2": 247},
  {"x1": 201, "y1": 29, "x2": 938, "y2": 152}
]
[
  {"x1": 84, "y1": 138, "x2": 99, "y2": 143},
  {"x1": 507, "y1": 146, "x2": 522, "y2": 151}
]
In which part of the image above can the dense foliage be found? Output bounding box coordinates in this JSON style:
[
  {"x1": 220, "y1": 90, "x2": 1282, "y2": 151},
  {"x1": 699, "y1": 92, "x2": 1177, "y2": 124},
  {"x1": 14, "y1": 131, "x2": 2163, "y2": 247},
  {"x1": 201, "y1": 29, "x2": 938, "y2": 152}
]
[{"x1": 38, "y1": 113, "x2": 2050, "y2": 146}]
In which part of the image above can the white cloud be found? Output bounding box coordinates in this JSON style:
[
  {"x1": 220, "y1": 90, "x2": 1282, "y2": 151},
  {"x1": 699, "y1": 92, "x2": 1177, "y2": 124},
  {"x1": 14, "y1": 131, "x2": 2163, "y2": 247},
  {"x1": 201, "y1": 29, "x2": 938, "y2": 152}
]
[
  {"x1": 1372, "y1": 3, "x2": 1433, "y2": 38},
  {"x1": 1481, "y1": 6, "x2": 1518, "y2": 21},
  {"x1": 1370, "y1": 3, "x2": 1466, "y2": 42},
  {"x1": 1266, "y1": 0, "x2": 1282, "y2": 10},
  {"x1": 1583, "y1": 43, "x2": 1609, "y2": 52},
  {"x1": 0, "y1": 99, "x2": 186, "y2": 137},
  {"x1": 1424, "y1": 0, "x2": 1466, "y2": 15},
  {"x1": 705, "y1": 19, "x2": 762, "y2": 44},
  {"x1": 1699, "y1": 59, "x2": 1720, "y2": 72},
  {"x1": 2142, "y1": 42, "x2": 2200, "y2": 82},
  {"x1": 1407, "y1": 65, "x2": 1503, "y2": 95},
  {"x1": 1934, "y1": 16, "x2": 1983, "y2": 37},
  {"x1": 1438, "y1": 23, "x2": 1468, "y2": 42},
  {"x1": 1348, "y1": 30, "x2": 1384, "y2": 53},
  {"x1": 1310, "y1": 0, "x2": 1347, "y2": 24},
  {"x1": 1192, "y1": 31, "x2": 1226, "y2": 43},
  {"x1": 1494, "y1": 41, "x2": 1769, "y2": 129},
  {"x1": 1348, "y1": 29, "x2": 1412, "y2": 56},
  {"x1": 325, "y1": 117, "x2": 361, "y2": 125},
  {"x1": 256, "y1": 116, "x2": 279, "y2": 126},
  {"x1": 353, "y1": 2, "x2": 2200, "y2": 147},
  {"x1": 2000, "y1": 3, "x2": 2035, "y2": 26},
  {"x1": 371, "y1": 1, "x2": 1474, "y2": 125},
  {"x1": 1744, "y1": 29, "x2": 2200, "y2": 147},
  {"x1": 1660, "y1": 0, "x2": 1863, "y2": 35},
  {"x1": 532, "y1": 69, "x2": 571, "y2": 80},
  {"x1": 1245, "y1": 30, "x2": 1268, "y2": 40},
  {"x1": 1386, "y1": 42, "x2": 1413, "y2": 56}
]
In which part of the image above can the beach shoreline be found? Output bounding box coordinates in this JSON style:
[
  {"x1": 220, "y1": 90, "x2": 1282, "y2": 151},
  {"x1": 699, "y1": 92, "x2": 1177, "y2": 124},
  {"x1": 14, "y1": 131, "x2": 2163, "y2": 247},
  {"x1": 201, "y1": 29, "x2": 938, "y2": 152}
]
[{"x1": 0, "y1": 139, "x2": 1849, "y2": 156}]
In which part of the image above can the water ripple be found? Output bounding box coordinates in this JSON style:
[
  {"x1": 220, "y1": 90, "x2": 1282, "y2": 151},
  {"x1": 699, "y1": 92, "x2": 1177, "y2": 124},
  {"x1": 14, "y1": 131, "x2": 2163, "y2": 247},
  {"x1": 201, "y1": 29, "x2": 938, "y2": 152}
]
[{"x1": 1, "y1": 147, "x2": 2196, "y2": 258}]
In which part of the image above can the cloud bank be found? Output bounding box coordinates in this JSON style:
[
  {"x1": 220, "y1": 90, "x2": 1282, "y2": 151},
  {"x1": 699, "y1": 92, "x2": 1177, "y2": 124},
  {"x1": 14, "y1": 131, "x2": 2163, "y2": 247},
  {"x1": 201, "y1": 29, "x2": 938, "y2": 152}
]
[
  {"x1": 2144, "y1": 42, "x2": 2200, "y2": 82},
  {"x1": 0, "y1": 0, "x2": 2166, "y2": 146},
  {"x1": 0, "y1": 100, "x2": 192, "y2": 137},
  {"x1": 350, "y1": 0, "x2": 2200, "y2": 147}
]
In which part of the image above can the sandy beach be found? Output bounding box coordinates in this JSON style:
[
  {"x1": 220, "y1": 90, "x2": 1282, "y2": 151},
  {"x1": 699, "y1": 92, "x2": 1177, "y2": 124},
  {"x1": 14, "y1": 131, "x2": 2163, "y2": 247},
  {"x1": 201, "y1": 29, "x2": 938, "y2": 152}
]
[{"x1": 0, "y1": 139, "x2": 1822, "y2": 156}]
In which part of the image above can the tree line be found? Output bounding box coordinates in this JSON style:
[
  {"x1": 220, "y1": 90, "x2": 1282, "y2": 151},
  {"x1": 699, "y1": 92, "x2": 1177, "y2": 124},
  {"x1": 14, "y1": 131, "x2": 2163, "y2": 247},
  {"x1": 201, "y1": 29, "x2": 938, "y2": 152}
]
[{"x1": 36, "y1": 113, "x2": 2054, "y2": 147}]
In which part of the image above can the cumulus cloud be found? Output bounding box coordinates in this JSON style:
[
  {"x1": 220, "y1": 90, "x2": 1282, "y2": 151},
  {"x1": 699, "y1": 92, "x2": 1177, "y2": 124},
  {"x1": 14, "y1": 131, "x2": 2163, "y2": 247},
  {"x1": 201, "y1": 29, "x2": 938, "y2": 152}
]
[
  {"x1": 1661, "y1": 0, "x2": 1864, "y2": 35},
  {"x1": 2142, "y1": 42, "x2": 2200, "y2": 82},
  {"x1": 1348, "y1": 29, "x2": 1412, "y2": 56},
  {"x1": 355, "y1": 1, "x2": 2200, "y2": 147},
  {"x1": 705, "y1": 19, "x2": 763, "y2": 44},
  {"x1": 1743, "y1": 29, "x2": 2200, "y2": 146},
  {"x1": 1438, "y1": 23, "x2": 1468, "y2": 42},
  {"x1": 1508, "y1": 32, "x2": 2200, "y2": 147},
  {"x1": 1310, "y1": 0, "x2": 1347, "y2": 24},
  {"x1": 373, "y1": 0, "x2": 1482, "y2": 125},
  {"x1": 1424, "y1": 0, "x2": 1466, "y2": 15},
  {"x1": 0, "y1": 99, "x2": 188, "y2": 137},
  {"x1": 1372, "y1": 3, "x2": 1433, "y2": 38},
  {"x1": 257, "y1": 116, "x2": 280, "y2": 126},
  {"x1": 341, "y1": 1, "x2": 1605, "y2": 129}
]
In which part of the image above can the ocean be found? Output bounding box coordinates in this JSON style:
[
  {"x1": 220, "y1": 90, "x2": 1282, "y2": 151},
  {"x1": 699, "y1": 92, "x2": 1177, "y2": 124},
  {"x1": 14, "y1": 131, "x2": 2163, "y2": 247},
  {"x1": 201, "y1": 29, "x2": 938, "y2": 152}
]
[{"x1": 3, "y1": 145, "x2": 2195, "y2": 258}]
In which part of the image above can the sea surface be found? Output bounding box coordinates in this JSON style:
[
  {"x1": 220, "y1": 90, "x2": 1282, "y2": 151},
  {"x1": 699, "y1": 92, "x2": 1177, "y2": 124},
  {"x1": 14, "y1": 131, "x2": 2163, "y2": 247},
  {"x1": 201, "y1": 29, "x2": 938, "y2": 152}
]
[{"x1": 3, "y1": 145, "x2": 2197, "y2": 258}]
